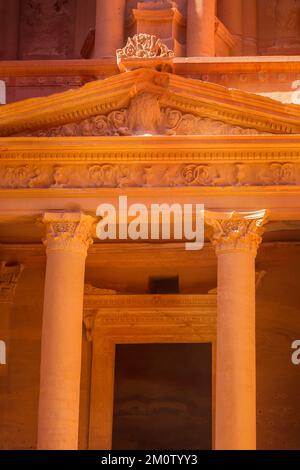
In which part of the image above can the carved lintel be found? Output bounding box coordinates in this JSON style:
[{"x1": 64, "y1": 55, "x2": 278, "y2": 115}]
[
  {"x1": 83, "y1": 294, "x2": 217, "y2": 341},
  {"x1": 42, "y1": 212, "x2": 95, "y2": 255},
  {"x1": 206, "y1": 210, "x2": 269, "y2": 255},
  {"x1": 0, "y1": 262, "x2": 24, "y2": 303}
]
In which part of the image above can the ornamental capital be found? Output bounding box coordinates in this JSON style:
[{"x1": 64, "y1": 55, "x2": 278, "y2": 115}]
[
  {"x1": 116, "y1": 33, "x2": 174, "y2": 72},
  {"x1": 0, "y1": 262, "x2": 24, "y2": 303},
  {"x1": 42, "y1": 212, "x2": 95, "y2": 255},
  {"x1": 206, "y1": 210, "x2": 269, "y2": 255}
]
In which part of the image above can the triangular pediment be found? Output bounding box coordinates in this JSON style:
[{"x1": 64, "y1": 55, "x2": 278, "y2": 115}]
[{"x1": 1, "y1": 68, "x2": 300, "y2": 137}]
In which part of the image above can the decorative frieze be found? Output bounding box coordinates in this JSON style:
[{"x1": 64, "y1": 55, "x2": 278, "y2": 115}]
[
  {"x1": 1, "y1": 162, "x2": 300, "y2": 189},
  {"x1": 83, "y1": 293, "x2": 217, "y2": 341}
]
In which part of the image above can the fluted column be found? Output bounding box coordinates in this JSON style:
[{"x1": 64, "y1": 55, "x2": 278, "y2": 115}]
[
  {"x1": 206, "y1": 210, "x2": 268, "y2": 450},
  {"x1": 37, "y1": 212, "x2": 94, "y2": 450},
  {"x1": 218, "y1": 0, "x2": 243, "y2": 55},
  {"x1": 94, "y1": 0, "x2": 126, "y2": 58},
  {"x1": 187, "y1": 0, "x2": 216, "y2": 57}
]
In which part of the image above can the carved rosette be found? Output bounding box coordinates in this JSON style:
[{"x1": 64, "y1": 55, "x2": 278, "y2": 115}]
[
  {"x1": 22, "y1": 105, "x2": 271, "y2": 138},
  {"x1": 42, "y1": 212, "x2": 95, "y2": 256},
  {"x1": 206, "y1": 210, "x2": 269, "y2": 255},
  {"x1": 0, "y1": 262, "x2": 24, "y2": 303}
]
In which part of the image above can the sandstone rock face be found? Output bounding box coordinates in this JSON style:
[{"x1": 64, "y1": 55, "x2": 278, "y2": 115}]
[{"x1": 19, "y1": 0, "x2": 76, "y2": 59}]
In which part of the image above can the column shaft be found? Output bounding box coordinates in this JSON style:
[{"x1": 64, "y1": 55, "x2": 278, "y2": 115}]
[
  {"x1": 37, "y1": 213, "x2": 93, "y2": 450},
  {"x1": 218, "y1": 0, "x2": 243, "y2": 55},
  {"x1": 89, "y1": 340, "x2": 116, "y2": 450},
  {"x1": 0, "y1": 0, "x2": 20, "y2": 59},
  {"x1": 216, "y1": 250, "x2": 256, "y2": 449},
  {"x1": 243, "y1": 0, "x2": 257, "y2": 56},
  {"x1": 206, "y1": 210, "x2": 268, "y2": 450},
  {"x1": 94, "y1": 0, "x2": 126, "y2": 57},
  {"x1": 187, "y1": 0, "x2": 216, "y2": 57}
]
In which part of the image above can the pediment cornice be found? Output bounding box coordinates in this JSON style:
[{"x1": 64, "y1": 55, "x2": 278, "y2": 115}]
[{"x1": 1, "y1": 68, "x2": 300, "y2": 137}]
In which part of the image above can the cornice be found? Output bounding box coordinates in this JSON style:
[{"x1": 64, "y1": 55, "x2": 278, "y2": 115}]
[
  {"x1": 2, "y1": 69, "x2": 300, "y2": 136},
  {"x1": 2, "y1": 57, "x2": 300, "y2": 78},
  {"x1": 2, "y1": 135, "x2": 300, "y2": 162}
]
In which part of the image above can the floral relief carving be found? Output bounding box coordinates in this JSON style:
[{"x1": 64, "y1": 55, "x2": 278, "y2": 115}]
[
  {"x1": 116, "y1": 34, "x2": 174, "y2": 60},
  {"x1": 181, "y1": 164, "x2": 222, "y2": 186},
  {"x1": 42, "y1": 213, "x2": 95, "y2": 254},
  {"x1": 206, "y1": 211, "x2": 269, "y2": 255},
  {"x1": 259, "y1": 163, "x2": 296, "y2": 185},
  {"x1": 1, "y1": 163, "x2": 300, "y2": 189},
  {"x1": 24, "y1": 102, "x2": 271, "y2": 137},
  {"x1": 0, "y1": 165, "x2": 54, "y2": 188}
]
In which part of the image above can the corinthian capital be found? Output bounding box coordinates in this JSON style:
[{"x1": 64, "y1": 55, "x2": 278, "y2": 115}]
[
  {"x1": 0, "y1": 262, "x2": 24, "y2": 303},
  {"x1": 42, "y1": 212, "x2": 95, "y2": 255},
  {"x1": 206, "y1": 210, "x2": 269, "y2": 255}
]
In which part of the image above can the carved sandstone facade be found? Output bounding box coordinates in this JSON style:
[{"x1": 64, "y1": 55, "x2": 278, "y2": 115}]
[{"x1": 1, "y1": 14, "x2": 300, "y2": 453}]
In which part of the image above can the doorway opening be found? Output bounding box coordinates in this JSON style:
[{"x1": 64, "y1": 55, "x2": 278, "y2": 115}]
[{"x1": 112, "y1": 343, "x2": 212, "y2": 450}]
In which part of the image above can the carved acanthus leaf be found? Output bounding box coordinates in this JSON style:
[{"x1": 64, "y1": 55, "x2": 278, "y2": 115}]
[
  {"x1": 42, "y1": 212, "x2": 95, "y2": 255},
  {"x1": 117, "y1": 34, "x2": 174, "y2": 61},
  {"x1": 206, "y1": 211, "x2": 269, "y2": 254}
]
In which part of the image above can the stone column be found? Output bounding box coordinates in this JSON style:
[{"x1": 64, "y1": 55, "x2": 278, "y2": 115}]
[
  {"x1": 187, "y1": 0, "x2": 216, "y2": 57},
  {"x1": 218, "y1": 0, "x2": 243, "y2": 55},
  {"x1": 243, "y1": 0, "x2": 257, "y2": 56},
  {"x1": 0, "y1": 0, "x2": 20, "y2": 59},
  {"x1": 37, "y1": 212, "x2": 94, "y2": 450},
  {"x1": 206, "y1": 210, "x2": 268, "y2": 450},
  {"x1": 0, "y1": 262, "x2": 23, "y2": 375},
  {"x1": 88, "y1": 339, "x2": 116, "y2": 450},
  {"x1": 94, "y1": 0, "x2": 126, "y2": 58}
]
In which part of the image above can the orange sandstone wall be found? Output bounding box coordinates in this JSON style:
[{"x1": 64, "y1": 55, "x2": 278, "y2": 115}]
[{"x1": 0, "y1": 244, "x2": 299, "y2": 449}]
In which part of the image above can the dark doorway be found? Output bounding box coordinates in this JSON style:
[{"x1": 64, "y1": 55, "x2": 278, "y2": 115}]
[{"x1": 112, "y1": 343, "x2": 212, "y2": 450}]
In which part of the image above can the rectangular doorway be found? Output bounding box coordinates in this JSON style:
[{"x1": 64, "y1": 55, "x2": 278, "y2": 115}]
[{"x1": 112, "y1": 343, "x2": 212, "y2": 450}]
